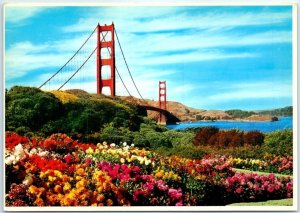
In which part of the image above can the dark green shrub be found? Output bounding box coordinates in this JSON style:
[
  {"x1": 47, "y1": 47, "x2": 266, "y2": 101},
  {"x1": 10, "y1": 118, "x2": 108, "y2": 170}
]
[{"x1": 15, "y1": 126, "x2": 31, "y2": 136}]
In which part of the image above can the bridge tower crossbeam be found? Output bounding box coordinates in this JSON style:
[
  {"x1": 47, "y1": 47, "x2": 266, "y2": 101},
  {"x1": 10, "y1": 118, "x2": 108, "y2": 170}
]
[{"x1": 158, "y1": 81, "x2": 167, "y2": 125}]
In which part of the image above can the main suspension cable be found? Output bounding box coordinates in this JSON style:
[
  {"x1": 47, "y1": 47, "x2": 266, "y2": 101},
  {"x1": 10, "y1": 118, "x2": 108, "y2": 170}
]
[
  {"x1": 58, "y1": 47, "x2": 97, "y2": 91},
  {"x1": 100, "y1": 31, "x2": 133, "y2": 97},
  {"x1": 114, "y1": 28, "x2": 147, "y2": 105},
  {"x1": 38, "y1": 26, "x2": 97, "y2": 89}
]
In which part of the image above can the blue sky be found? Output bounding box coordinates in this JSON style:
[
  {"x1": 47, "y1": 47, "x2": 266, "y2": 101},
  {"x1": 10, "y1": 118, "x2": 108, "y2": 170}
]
[{"x1": 5, "y1": 6, "x2": 293, "y2": 110}]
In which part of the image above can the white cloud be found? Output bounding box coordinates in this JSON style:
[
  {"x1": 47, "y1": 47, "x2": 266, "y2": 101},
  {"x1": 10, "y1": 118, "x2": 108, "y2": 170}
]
[
  {"x1": 5, "y1": 6, "x2": 293, "y2": 109},
  {"x1": 62, "y1": 8, "x2": 291, "y2": 34},
  {"x1": 5, "y1": 7, "x2": 45, "y2": 23}
]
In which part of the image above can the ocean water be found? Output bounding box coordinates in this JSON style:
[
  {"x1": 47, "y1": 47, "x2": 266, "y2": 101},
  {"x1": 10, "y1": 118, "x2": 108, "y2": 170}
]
[{"x1": 167, "y1": 117, "x2": 293, "y2": 133}]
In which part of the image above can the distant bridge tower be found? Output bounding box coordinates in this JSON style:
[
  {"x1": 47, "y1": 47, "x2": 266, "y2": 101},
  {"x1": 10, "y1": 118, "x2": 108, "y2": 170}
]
[
  {"x1": 96, "y1": 23, "x2": 115, "y2": 96},
  {"x1": 158, "y1": 81, "x2": 167, "y2": 125}
]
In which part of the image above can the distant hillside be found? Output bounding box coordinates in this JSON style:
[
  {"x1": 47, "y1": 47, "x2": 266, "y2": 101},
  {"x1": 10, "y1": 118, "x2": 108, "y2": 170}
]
[
  {"x1": 257, "y1": 106, "x2": 293, "y2": 117},
  {"x1": 121, "y1": 96, "x2": 291, "y2": 122}
]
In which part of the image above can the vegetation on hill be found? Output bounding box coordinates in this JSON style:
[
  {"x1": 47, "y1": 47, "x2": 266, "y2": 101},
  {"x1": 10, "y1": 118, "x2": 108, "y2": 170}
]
[
  {"x1": 5, "y1": 86, "x2": 145, "y2": 137},
  {"x1": 225, "y1": 109, "x2": 256, "y2": 119},
  {"x1": 5, "y1": 86, "x2": 293, "y2": 160},
  {"x1": 258, "y1": 106, "x2": 293, "y2": 117},
  {"x1": 225, "y1": 106, "x2": 293, "y2": 119}
]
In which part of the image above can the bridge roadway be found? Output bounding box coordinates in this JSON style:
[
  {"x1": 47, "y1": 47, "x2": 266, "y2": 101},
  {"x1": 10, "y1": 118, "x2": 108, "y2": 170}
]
[{"x1": 140, "y1": 105, "x2": 180, "y2": 124}]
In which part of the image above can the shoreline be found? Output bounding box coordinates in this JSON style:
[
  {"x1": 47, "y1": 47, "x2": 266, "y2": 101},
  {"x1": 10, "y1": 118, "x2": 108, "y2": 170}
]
[{"x1": 174, "y1": 116, "x2": 292, "y2": 125}]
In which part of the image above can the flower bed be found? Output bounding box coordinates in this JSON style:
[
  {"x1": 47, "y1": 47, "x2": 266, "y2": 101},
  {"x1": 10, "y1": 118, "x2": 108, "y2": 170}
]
[
  {"x1": 229, "y1": 155, "x2": 293, "y2": 175},
  {"x1": 5, "y1": 133, "x2": 293, "y2": 206}
]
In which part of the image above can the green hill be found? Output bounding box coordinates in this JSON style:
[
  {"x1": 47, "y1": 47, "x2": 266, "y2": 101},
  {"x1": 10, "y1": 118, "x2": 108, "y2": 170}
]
[{"x1": 5, "y1": 86, "x2": 147, "y2": 136}]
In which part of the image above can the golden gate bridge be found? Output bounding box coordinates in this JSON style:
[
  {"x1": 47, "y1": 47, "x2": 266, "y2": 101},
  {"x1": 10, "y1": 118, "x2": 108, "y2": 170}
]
[{"x1": 38, "y1": 23, "x2": 180, "y2": 125}]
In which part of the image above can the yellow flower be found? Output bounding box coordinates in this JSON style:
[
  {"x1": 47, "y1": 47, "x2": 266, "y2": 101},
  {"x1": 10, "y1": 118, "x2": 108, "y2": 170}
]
[
  {"x1": 63, "y1": 182, "x2": 71, "y2": 192},
  {"x1": 28, "y1": 185, "x2": 38, "y2": 194},
  {"x1": 85, "y1": 147, "x2": 94, "y2": 154},
  {"x1": 155, "y1": 170, "x2": 164, "y2": 178},
  {"x1": 76, "y1": 180, "x2": 85, "y2": 189},
  {"x1": 48, "y1": 176, "x2": 57, "y2": 182},
  {"x1": 54, "y1": 170, "x2": 63, "y2": 178}
]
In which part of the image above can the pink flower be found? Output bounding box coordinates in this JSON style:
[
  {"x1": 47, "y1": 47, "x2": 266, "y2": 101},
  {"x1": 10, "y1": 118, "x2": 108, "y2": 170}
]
[
  {"x1": 157, "y1": 180, "x2": 168, "y2": 191},
  {"x1": 268, "y1": 174, "x2": 275, "y2": 181},
  {"x1": 253, "y1": 184, "x2": 259, "y2": 192},
  {"x1": 247, "y1": 181, "x2": 254, "y2": 189},
  {"x1": 267, "y1": 184, "x2": 275, "y2": 193},
  {"x1": 235, "y1": 187, "x2": 242, "y2": 194},
  {"x1": 175, "y1": 200, "x2": 183, "y2": 206},
  {"x1": 143, "y1": 182, "x2": 154, "y2": 191},
  {"x1": 168, "y1": 188, "x2": 182, "y2": 200},
  {"x1": 286, "y1": 181, "x2": 293, "y2": 191}
]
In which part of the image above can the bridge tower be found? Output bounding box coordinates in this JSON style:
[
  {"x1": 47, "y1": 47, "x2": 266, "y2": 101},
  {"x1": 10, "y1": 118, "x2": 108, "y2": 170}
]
[
  {"x1": 158, "y1": 81, "x2": 167, "y2": 125},
  {"x1": 96, "y1": 23, "x2": 115, "y2": 96}
]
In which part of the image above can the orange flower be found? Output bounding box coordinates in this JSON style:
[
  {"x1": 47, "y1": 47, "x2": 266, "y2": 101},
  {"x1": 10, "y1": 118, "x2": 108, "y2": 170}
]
[
  {"x1": 54, "y1": 185, "x2": 62, "y2": 194},
  {"x1": 35, "y1": 198, "x2": 44, "y2": 206},
  {"x1": 97, "y1": 194, "x2": 105, "y2": 202},
  {"x1": 76, "y1": 168, "x2": 85, "y2": 176},
  {"x1": 106, "y1": 199, "x2": 113, "y2": 206}
]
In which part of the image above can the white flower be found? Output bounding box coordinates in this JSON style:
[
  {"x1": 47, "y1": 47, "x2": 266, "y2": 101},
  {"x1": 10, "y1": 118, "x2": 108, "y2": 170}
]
[
  {"x1": 103, "y1": 141, "x2": 107, "y2": 146},
  {"x1": 15, "y1": 144, "x2": 24, "y2": 153},
  {"x1": 123, "y1": 142, "x2": 127, "y2": 147},
  {"x1": 110, "y1": 143, "x2": 116, "y2": 147},
  {"x1": 145, "y1": 160, "x2": 151, "y2": 166},
  {"x1": 23, "y1": 175, "x2": 33, "y2": 186},
  {"x1": 5, "y1": 155, "x2": 15, "y2": 165},
  {"x1": 30, "y1": 148, "x2": 37, "y2": 156},
  {"x1": 131, "y1": 144, "x2": 134, "y2": 147},
  {"x1": 120, "y1": 158, "x2": 125, "y2": 164}
]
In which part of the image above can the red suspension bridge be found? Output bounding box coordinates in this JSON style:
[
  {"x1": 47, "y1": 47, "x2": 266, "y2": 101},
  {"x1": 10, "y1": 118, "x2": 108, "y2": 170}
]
[{"x1": 38, "y1": 23, "x2": 180, "y2": 125}]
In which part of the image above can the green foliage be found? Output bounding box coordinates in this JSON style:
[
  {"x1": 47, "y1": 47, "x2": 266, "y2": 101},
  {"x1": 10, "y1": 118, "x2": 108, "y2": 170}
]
[
  {"x1": 6, "y1": 86, "x2": 63, "y2": 132},
  {"x1": 6, "y1": 86, "x2": 144, "y2": 137},
  {"x1": 258, "y1": 106, "x2": 293, "y2": 117},
  {"x1": 225, "y1": 109, "x2": 256, "y2": 118},
  {"x1": 226, "y1": 106, "x2": 293, "y2": 118},
  {"x1": 100, "y1": 124, "x2": 134, "y2": 145},
  {"x1": 154, "y1": 145, "x2": 207, "y2": 160},
  {"x1": 163, "y1": 130, "x2": 195, "y2": 148},
  {"x1": 262, "y1": 129, "x2": 293, "y2": 156},
  {"x1": 227, "y1": 198, "x2": 293, "y2": 206},
  {"x1": 15, "y1": 126, "x2": 31, "y2": 136}
]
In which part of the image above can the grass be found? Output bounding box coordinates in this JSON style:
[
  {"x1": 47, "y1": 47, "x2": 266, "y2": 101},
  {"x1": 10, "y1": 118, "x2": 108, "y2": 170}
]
[
  {"x1": 227, "y1": 198, "x2": 293, "y2": 206},
  {"x1": 232, "y1": 168, "x2": 293, "y2": 178}
]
